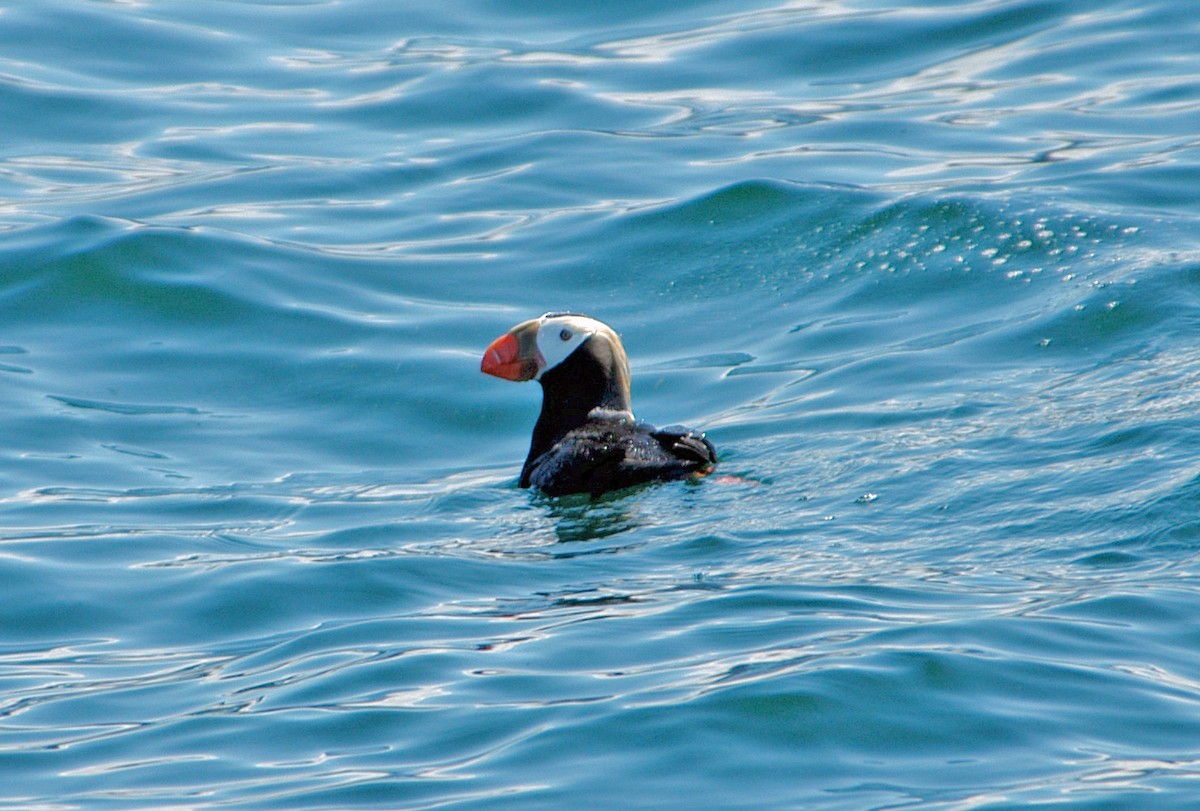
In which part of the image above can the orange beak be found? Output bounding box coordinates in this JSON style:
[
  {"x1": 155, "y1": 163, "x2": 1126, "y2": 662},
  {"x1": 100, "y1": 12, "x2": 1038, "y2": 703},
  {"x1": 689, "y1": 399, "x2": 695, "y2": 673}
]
[{"x1": 481, "y1": 331, "x2": 539, "y2": 381}]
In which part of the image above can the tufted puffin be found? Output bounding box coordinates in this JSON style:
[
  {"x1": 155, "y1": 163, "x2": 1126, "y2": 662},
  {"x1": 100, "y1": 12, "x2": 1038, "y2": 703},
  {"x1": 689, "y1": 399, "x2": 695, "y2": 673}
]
[{"x1": 481, "y1": 312, "x2": 717, "y2": 498}]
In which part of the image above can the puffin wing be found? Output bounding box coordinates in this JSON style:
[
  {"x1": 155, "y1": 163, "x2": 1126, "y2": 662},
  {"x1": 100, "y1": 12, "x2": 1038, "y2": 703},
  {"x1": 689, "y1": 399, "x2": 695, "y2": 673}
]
[
  {"x1": 650, "y1": 424, "x2": 717, "y2": 468},
  {"x1": 525, "y1": 434, "x2": 628, "y2": 498}
]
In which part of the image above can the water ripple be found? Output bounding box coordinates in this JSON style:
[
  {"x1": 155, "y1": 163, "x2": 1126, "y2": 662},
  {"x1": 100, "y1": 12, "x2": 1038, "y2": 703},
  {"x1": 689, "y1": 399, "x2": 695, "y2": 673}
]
[{"x1": 3, "y1": 0, "x2": 1200, "y2": 808}]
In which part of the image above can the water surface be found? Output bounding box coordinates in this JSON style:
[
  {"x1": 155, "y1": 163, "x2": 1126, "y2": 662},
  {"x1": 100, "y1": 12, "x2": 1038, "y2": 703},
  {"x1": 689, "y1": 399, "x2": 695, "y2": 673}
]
[{"x1": 3, "y1": 1, "x2": 1200, "y2": 808}]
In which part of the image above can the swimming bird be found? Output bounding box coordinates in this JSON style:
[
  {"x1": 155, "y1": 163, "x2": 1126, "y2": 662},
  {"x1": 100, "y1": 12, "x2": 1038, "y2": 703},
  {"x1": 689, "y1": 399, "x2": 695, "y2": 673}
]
[{"x1": 481, "y1": 312, "x2": 716, "y2": 498}]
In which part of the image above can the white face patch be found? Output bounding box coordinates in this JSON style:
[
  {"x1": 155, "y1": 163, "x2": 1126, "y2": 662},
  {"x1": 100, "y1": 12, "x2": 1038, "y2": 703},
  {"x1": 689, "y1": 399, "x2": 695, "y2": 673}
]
[{"x1": 533, "y1": 313, "x2": 607, "y2": 378}]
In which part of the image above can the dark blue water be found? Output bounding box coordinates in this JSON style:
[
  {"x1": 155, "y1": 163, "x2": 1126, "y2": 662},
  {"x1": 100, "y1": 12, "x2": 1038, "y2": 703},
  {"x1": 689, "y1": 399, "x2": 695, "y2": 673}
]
[{"x1": 3, "y1": 1, "x2": 1200, "y2": 808}]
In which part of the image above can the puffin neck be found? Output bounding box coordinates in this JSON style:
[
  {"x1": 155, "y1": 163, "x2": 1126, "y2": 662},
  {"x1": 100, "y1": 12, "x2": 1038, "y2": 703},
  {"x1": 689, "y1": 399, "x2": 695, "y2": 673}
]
[
  {"x1": 521, "y1": 337, "x2": 632, "y2": 483},
  {"x1": 540, "y1": 339, "x2": 630, "y2": 421}
]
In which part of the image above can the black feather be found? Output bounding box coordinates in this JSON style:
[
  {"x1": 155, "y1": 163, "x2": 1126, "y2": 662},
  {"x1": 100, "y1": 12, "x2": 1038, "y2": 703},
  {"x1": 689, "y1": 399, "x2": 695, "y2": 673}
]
[{"x1": 523, "y1": 418, "x2": 715, "y2": 498}]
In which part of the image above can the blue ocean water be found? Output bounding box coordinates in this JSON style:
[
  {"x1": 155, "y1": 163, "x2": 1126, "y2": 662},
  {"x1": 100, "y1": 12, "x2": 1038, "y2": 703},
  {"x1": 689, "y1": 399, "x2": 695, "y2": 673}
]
[{"x1": 3, "y1": 0, "x2": 1200, "y2": 808}]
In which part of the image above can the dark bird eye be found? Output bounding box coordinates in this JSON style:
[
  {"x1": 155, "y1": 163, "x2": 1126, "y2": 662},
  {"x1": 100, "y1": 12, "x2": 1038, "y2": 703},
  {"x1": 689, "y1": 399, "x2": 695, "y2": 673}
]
[{"x1": 559, "y1": 329, "x2": 573, "y2": 341}]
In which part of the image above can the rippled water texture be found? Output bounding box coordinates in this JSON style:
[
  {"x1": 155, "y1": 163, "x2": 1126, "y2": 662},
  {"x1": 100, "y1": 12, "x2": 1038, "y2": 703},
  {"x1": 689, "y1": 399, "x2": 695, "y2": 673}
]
[{"x1": 3, "y1": 1, "x2": 1200, "y2": 809}]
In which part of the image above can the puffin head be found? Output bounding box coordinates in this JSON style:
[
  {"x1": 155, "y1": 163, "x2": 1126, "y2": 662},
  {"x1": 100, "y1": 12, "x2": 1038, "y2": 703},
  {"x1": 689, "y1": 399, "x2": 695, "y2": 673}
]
[
  {"x1": 480, "y1": 312, "x2": 620, "y2": 381},
  {"x1": 481, "y1": 312, "x2": 633, "y2": 414}
]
